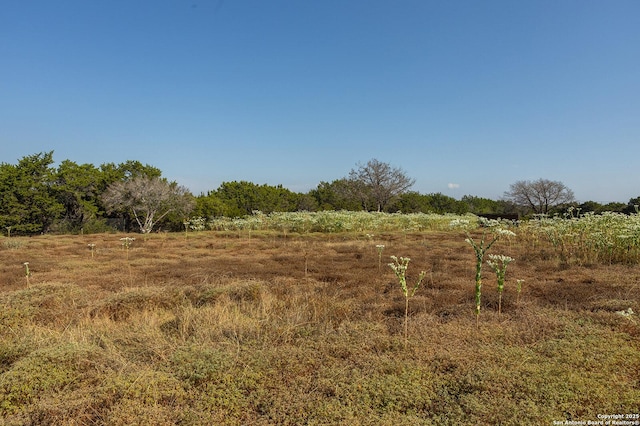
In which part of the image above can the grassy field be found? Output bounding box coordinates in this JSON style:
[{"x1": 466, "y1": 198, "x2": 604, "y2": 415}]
[{"x1": 1, "y1": 228, "x2": 639, "y2": 425}]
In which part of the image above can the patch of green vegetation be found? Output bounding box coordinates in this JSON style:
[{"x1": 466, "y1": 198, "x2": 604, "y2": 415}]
[
  {"x1": 169, "y1": 344, "x2": 233, "y2": 387},
  {"x1": 0, "y1": 343, "x2": 108, "y2": 415},
  {"x1": 0, "y1": 340, "x2": 33, "y2": 374}
]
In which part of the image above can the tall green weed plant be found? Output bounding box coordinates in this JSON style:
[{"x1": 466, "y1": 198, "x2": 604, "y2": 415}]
[{"x1": 450, "y1": 218, "x2": 515, "y2": 327}]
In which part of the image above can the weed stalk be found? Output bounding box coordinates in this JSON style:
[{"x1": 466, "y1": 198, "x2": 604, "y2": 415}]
[
  {"x1": 120, "y1": 237, "x2": 135, "y2": 261},
  {"x1": 388, "y1": 256, "x2": 426, "y2": 345},
  {"x1": 487, "y1": 254, "x2": 514, "y2": 315},
  {"x1": 516, "y1": 279, "x2": 524, "y2": 305},
  {"x1": 23, "y1": 262, "x2": 30, "y2": 287},
  {"x1": 376, "y1": 244, "x2": 385, "y2": 272}
]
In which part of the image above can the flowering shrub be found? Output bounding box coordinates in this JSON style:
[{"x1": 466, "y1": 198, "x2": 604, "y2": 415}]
[
  {"x1": 207, "y1": 211, "x2": 470, "y2": 234},
  {"x1": 521, "y1": 210, "x2": 640, "y2": 264}
]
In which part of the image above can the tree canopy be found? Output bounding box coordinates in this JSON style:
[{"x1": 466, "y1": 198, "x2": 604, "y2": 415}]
[
  {"x1": 1, "y1": 152, "x2": 637, "y2": 234},
  {"x1": 0, "y1": 152, "x2": 63, "y2": 234}
]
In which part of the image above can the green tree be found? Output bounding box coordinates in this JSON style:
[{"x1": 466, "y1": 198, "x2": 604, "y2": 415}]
[
  {"x1": 54, "y1": 160, "x2": 108, "y2": 233},
  {"x1": 461, "y1": 195, "x2": 502, "y2": 215},
  {"x1": 214, "y1": 181, "x2": 303, "y2": 217},
  {"x1": 0, "y1": 152, "x2": 64, "y2": 234},
  {"x1": 389, "y1": 192, "x2": 434, "y2": 213},
  {"x1": 193, "y1": 191, "x2": 228, "y2": 218},
  {"x1": 424, "y1": 193, "x2": 466, "y2": 214},
  {"x1": 602, "y1": 202, "x2": 626, "y2": 213},
  {"x1": 97, "y1": 161, "x2": 162, "y2": 196},
  {"x1": 0, "y1": 162, "x2": 24, "y2": 233},
  {"x1": 296, "y1": 193, "x2": 319, "y2": 212},
  {"x1": 573, "y1": 200, "x2": 628, "y2": 214},
  {"x1": 255, "y1": 183, "x2": 301, "y2": 213},
  {"x1": 99, "y1": 160, "x2": 162, "y2": 183},
  {"x1": 625, "y1": 197, "x2": 640, "y2": 214},
  {"x1": 215, "y1": 181, "x2": 262, "y2": 217},
  {"x1": 309, "y1": 179, "x2": 362, "y2": 211},
  {"x1": 389, "y1": 192, "x2": 468, "y2": 214}
]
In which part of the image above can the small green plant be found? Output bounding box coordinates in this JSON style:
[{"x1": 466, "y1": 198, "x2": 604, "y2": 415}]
[
  {"x1": 376, "y1": 244, "x2": 385, "y2": 272},
  {"x1": 388, "y1": 256, "x2": 426, "y2": 344},
  {"x1": 486, "y1": 254, "x2": 514, "y2": 315},
  {"x1": 23, "y1": 262, "x2": 31, "y2": 287}
]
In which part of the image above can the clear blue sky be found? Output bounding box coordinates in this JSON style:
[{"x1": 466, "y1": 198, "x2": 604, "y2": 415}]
[{"x1": 2, "y1": 1, "x2": 639, "y2": 203}]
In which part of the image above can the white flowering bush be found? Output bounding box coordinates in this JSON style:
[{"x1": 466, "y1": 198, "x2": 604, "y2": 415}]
[
  {"x1": 521, "y1": 210, "x2": 640, "y2": 264},
  {"x1": 207, "y1": 211, "x2": 469, "y2": 234},
  {"x1": 187, "y1": 217, "x2": 207, "y2": 232}
]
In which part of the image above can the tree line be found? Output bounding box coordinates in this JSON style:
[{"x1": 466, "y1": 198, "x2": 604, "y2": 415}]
[{"x1": 1, "y1": 152, "x2": 637, "y2": 235}]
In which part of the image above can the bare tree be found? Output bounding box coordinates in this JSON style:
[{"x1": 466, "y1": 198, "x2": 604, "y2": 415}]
[
  {"x1": 503, "y1": 178, "x2": 575, "y2": 215},
  {"x1": 348, "y1": 159, "x2": 415, "y2": 212},
  {"x1": 102, "y1": 176, "x2": 194, "y2": 233}
]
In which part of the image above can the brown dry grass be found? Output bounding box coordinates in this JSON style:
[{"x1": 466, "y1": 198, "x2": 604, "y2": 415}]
[{"x1": 1, "y1": 230, "x2": 639, "y2": 425}]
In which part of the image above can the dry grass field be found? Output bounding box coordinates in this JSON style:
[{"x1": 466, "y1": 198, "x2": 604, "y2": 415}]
[{"x1": 1, "y1": 230, "x2": 639, "y2": 425}]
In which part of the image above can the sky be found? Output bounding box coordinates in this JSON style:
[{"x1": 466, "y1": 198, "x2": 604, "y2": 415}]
[{"x1": 1, "y1": 1, "x2": 639, "y2": 203}]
